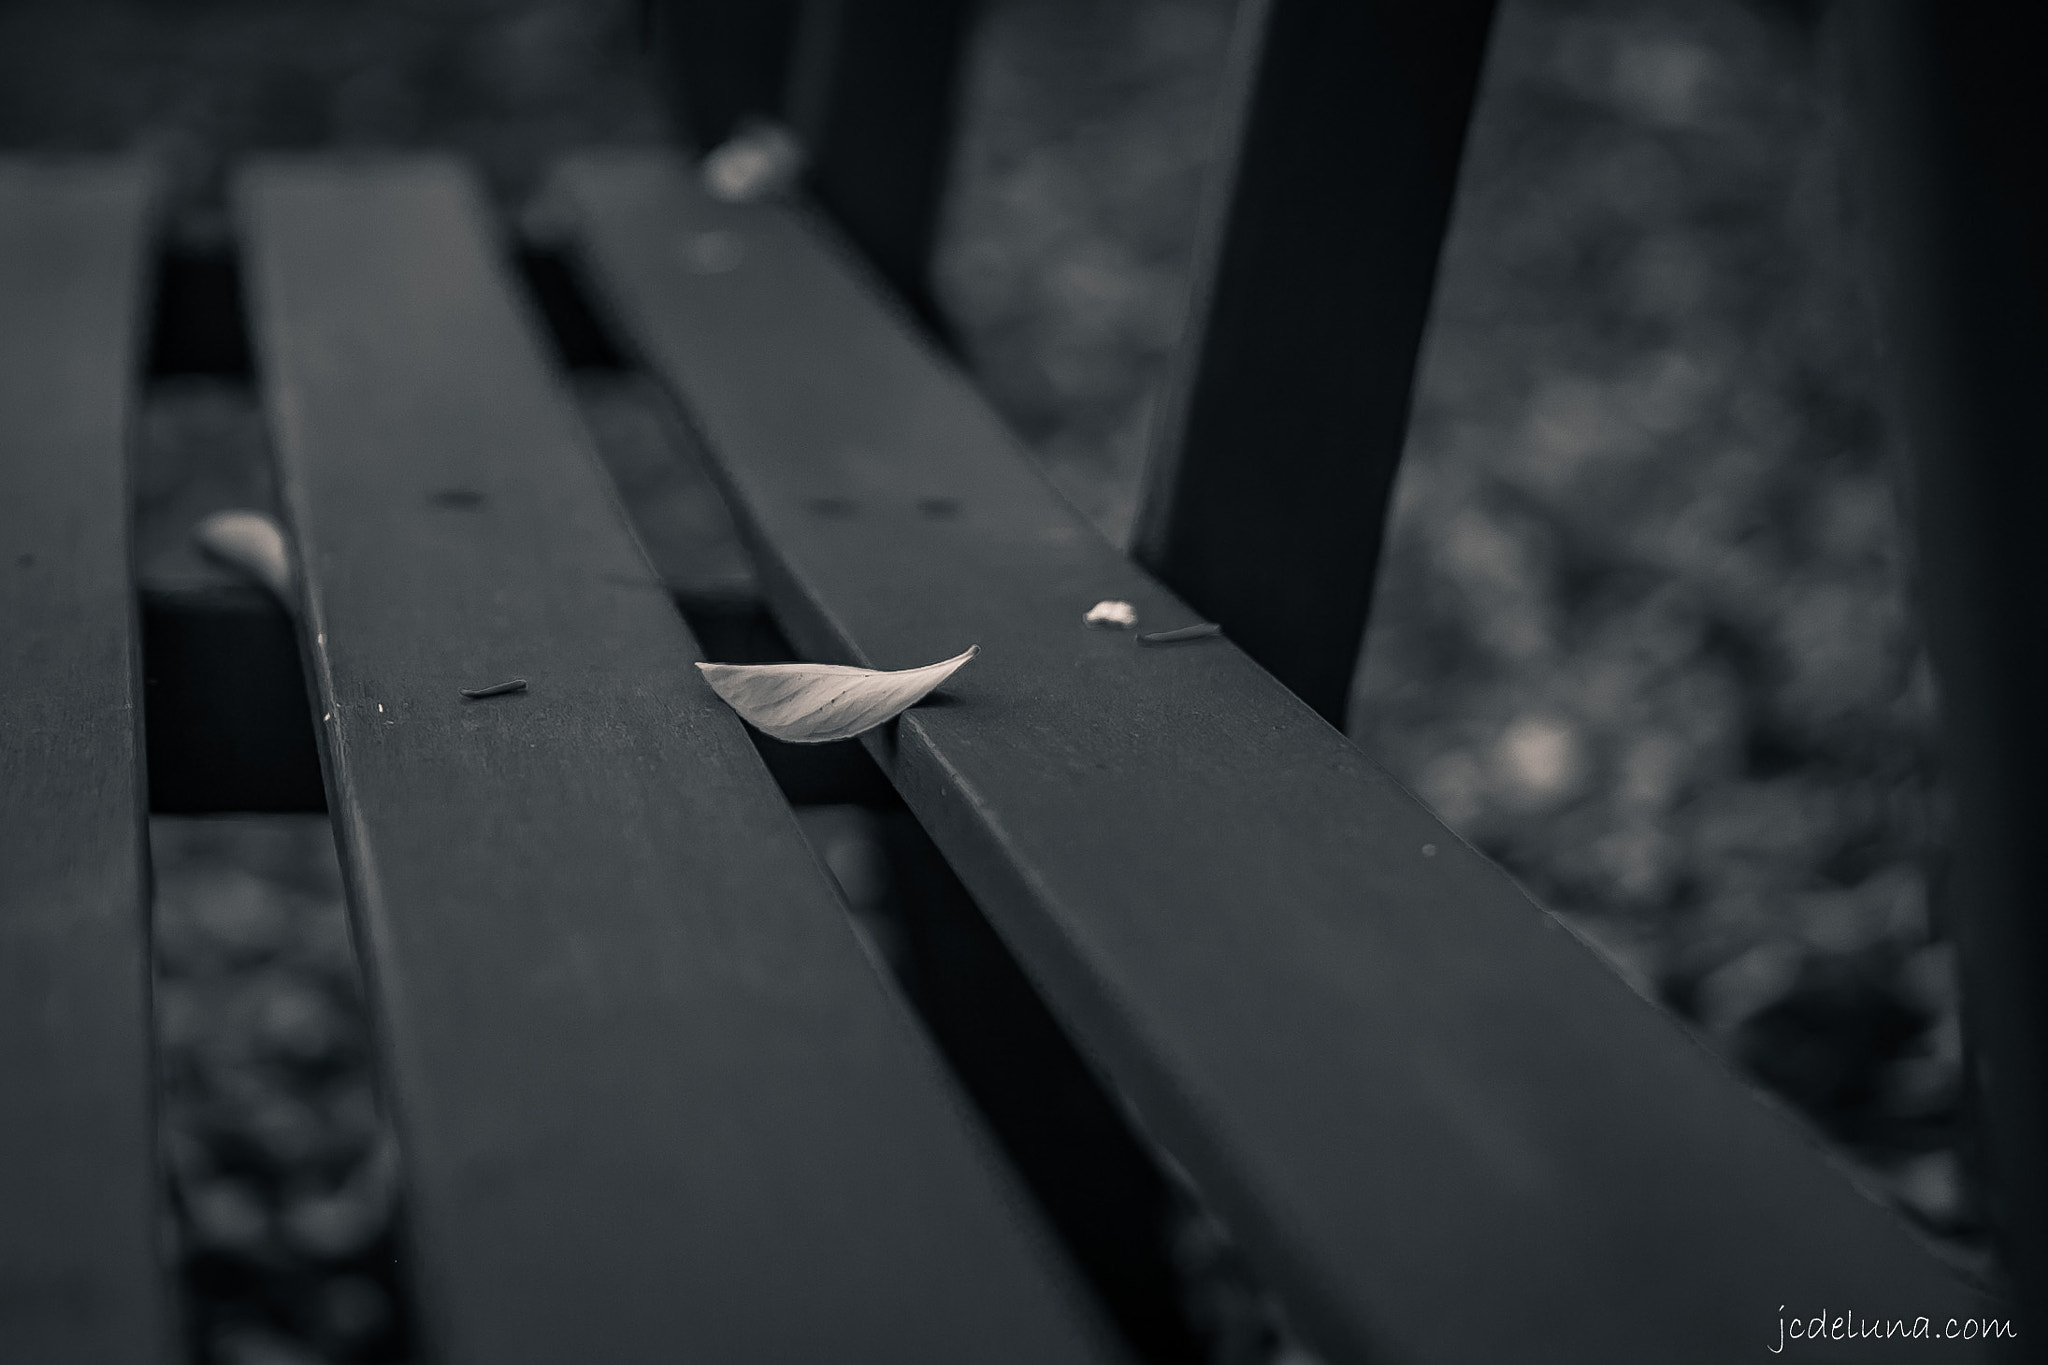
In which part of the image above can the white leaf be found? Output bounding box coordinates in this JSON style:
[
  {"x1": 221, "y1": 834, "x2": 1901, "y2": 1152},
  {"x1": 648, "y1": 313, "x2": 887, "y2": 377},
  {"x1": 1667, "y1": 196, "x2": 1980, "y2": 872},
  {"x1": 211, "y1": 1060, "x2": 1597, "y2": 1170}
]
[
  {"x1": 194, "y1": 510, "x2": 295, "y2": 607},
  {"x1": 696, "y1": 647, "x2": 978, "y2": 744}
]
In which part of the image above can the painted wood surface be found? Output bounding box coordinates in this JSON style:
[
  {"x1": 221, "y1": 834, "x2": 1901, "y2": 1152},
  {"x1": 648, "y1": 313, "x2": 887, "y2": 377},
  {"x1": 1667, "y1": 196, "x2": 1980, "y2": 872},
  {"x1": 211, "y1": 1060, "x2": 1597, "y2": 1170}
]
[
  {"x1": 557, "y1": 151, "x2": 2004, "y2": 1363},
  {"x1": 237, "y1": 156, "x2": 1120, "y2": 1365},
  {"x1": 0, "y1": 160, "x2": 167, "y2": 1364}
]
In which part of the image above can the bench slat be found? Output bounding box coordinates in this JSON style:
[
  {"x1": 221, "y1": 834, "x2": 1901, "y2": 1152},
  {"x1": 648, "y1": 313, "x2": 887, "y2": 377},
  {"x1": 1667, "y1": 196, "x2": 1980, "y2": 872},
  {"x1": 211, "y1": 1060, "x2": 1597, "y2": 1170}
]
[
  {"x1": 782, "y1": 0, "x2": 975, "y2": 333},
  {"x1": 1134, "y1": 0, "x2": 1496, "y2": 725},
  {"x1": 237, "y1": 158, "x2": 1119, "y2": 1365},
  {"x1": 557, "y1": 152, "x2": 1999, "y2": 1364},
  {"x1": 0, "y1": 162, "x2": 166, "y2": 1364}
]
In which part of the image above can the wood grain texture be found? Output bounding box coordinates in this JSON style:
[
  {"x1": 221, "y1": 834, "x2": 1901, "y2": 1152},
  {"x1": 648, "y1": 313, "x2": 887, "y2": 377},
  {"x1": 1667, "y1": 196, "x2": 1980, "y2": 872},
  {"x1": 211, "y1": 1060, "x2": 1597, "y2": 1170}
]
[
  {"x1": 1134, "y1": 0, "x2": 1497, "y2": 726},
  {"x1": 0, "y1": 161, "x2": 167, "y2": 1365},
  {"x1": 236, "y1": 157, "x2": 1119, "y2": 1365},
  {"x1": 557, "y1": 152, "x2": 2006, "y2": 1364}
]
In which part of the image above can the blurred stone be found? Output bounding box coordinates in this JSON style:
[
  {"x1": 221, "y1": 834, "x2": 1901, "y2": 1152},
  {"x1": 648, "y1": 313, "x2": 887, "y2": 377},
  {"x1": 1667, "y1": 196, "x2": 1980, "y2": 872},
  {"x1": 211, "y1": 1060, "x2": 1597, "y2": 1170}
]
[
  {"x1": 1610, "y1": 37, "x2": 1722, "y2": 128},
  {"x1": 282, "y1": 1139, "x2": 397, "y2": 1261},
  {"x1": 1417, "y1": 750, "x2": 1488, "y2": 830},
  {"x1": 1897, "y1": 941, "x2": 1960, "y2": 1016},
  {"x1": 1891, "y1": 1152, "x2": 1967, "y2": 1229},
  {"x1": 1736, "y1": 954, "x2": 1928, "y2": 1147},
  {"x1": 1792, "y1": 867, "x2": 1927, "y2": 956},
  {"x1": 247, "y1": 1094, "x2": 328, "y2": 1167},
  {"x1": 255, "y1": 981, "x2": 343, "y2": 1064},
  {"x1": 155, "y1": 866, "x2": 294, "y2": 973},
  {"x1": 1494, "y1": 715, "x2": 1587, "y2": 807},
  {"x1": 1694, "y1": 939, "x2": 1804, "y2": 1035},
  {"x1": 186, "y1": 1178, "x2": 272, "y2": 1256},
  {"x1": 1884, "y1": 1047, "x2": 1962, "y2": 1122},
  {"x1": 1617, "y1": 731, "x2": 1687, "y2": 812},
  {"x1": 151, "y1": 816, "x2": 403, "y2": 1357},
  {"x1": 281, "y1": 1188, "x2": 388, "y2": 1264},
  {"x1": 314, "y1": 1275, "x2": 393, "y2": 1353},
  {"x1": 1589, "y1": 823, "x2": 1679, "y2": 904}
]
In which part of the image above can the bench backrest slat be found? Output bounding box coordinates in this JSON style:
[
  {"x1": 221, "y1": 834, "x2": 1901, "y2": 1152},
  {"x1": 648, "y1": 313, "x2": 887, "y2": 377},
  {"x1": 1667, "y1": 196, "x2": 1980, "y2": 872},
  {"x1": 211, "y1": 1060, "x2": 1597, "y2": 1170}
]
[
  {"x1": 1133, "y1": 0, "x2": 1497, "y2": 726},
  {"x1": 238, "y1": 156, "x2": 1120, "y2": 1365},
  {"x1": 0, "y1": 161, "x2": 166, "y2": 1364},
  {"x1": 558, "y1": 152, "x2": 1993, "y2": 1364},
  {"x1": 782, "y1": 0, "x2": 975, "y2": 333}
]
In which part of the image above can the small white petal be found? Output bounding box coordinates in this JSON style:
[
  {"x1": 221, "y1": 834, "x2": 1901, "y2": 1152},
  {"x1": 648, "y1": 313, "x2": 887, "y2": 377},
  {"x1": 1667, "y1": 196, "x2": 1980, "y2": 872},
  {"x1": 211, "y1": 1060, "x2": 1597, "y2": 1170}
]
[
  {"x1": 1083, "y1": 599, "x2": 1137, "y2": 628},
  {"x1": 702, "y1": 122, "x2": 807, "y2": 204}
]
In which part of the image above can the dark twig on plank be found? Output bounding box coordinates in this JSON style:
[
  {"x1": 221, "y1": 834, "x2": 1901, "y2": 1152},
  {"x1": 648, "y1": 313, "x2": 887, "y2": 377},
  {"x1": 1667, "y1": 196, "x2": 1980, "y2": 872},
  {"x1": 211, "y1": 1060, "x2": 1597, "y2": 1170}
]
[
  {"x1": 459, "y1": 678, "x2": 529, "y2": 699},
  {"x1": 1136, "y1": 623, "x2": 1222, "y2": 646}
]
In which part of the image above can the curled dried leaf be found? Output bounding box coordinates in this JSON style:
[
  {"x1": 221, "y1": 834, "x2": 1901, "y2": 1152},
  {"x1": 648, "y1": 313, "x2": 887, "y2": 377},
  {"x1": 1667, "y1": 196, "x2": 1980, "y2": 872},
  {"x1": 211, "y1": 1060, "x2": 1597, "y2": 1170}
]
[
  {"x1": 194, "y1": 509, "x2": 295, "y2": 607},
  {"x1": 696, "y1": 647, "x2": 978, "y2": 744}
]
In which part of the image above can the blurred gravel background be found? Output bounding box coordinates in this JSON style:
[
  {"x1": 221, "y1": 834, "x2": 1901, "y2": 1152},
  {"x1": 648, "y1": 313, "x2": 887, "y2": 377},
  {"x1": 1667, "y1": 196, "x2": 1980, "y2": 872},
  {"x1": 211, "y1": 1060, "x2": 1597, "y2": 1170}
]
[
  {"x1": 2, "y1": 0, "x2": 1985, "y2": 1359},
  {"x1": 150, "y1": 819, "x2": 407, "y2": 1364},
  {"x1": 1352, "y1": 0, "x2": 1973, "y2": 1253}
]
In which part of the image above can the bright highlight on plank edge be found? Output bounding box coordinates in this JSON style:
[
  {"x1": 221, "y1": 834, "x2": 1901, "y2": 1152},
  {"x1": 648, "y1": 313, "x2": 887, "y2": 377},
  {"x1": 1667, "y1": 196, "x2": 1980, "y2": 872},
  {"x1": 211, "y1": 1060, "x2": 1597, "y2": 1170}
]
[{"x1": 696, "y1": 647, "x2": 979, "y2": 744}]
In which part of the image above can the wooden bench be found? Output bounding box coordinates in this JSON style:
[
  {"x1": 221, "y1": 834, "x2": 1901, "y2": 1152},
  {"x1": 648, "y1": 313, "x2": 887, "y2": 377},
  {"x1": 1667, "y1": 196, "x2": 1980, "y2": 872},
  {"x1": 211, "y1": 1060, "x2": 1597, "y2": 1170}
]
[
  {"x1": 2, "y1": 161, "x2": 166, "y2": 1365},
  {"x1": 3, "y1": 3, "x2": 2034, "y2": 1362}
]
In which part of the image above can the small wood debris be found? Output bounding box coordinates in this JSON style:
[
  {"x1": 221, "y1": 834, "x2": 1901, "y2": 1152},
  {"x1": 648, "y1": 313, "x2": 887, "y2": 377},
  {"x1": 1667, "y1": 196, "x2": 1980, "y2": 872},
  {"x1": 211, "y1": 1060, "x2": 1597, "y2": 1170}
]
[{"x1": 459, "y1": 679, "x2": 528, "y2": 699}]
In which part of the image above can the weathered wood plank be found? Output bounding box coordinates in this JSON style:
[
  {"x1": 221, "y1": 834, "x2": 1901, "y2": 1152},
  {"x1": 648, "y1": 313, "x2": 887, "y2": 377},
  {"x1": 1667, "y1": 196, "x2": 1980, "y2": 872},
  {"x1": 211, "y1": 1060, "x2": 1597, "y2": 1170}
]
[
  {"x1": 1134, "y1": 0, "x2": 1497, "y2": 726},
  {"x1": 557, "y1": 152, "x2": 2005, "y2": 1363},
  {"x1": 0, "y1": 161, "x2": 167, "y2": 1364},
  {"x1": 236, "y1": 157, "x2": 1120, "y2": 1365}
]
